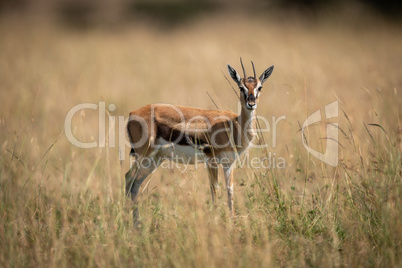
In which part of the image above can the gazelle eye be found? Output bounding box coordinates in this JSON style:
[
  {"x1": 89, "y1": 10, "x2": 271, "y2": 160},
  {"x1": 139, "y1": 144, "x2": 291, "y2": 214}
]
[
  {"x1": 239, "y1": 87, "x2": 244, "y2": 92},
  {"x1": 258, "y1": 87, "x2": 262, "y2": 91}
]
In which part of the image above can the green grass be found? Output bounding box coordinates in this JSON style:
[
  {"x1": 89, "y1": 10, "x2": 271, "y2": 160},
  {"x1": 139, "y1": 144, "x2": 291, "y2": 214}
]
[{"x1": 1, "y1": 138, "x2": 399, "y2": 267}]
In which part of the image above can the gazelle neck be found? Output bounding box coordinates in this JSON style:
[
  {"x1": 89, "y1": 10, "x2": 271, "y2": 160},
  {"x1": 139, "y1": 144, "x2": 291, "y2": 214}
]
[{"x1": 237, "y1": 105, "x2": 256, "y2": 145}]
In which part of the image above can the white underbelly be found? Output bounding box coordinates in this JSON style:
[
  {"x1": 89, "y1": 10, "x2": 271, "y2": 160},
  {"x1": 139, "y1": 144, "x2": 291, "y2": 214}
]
[{"x1": 155, "y1": 138, "x2": 206, "y2": 164}]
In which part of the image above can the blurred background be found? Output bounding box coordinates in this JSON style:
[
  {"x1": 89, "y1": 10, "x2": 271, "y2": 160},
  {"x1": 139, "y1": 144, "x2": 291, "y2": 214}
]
[
  {"x1": 0, "y1": 0, "x2": 400, "y2": 165},
  {"x1": 0, "y1": 1, "x2": 401, "y2": 266}
]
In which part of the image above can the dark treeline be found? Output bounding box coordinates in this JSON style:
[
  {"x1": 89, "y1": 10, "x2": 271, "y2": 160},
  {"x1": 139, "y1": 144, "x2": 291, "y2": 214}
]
[{"x1": 1, "y1": 0, "x2": 401, "y2": 28}]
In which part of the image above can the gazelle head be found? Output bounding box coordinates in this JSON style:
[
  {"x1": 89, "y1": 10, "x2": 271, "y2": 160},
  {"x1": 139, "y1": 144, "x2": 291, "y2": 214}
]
[{"x1": 228, "y1": 59, "x2": 274, "y2": 110}]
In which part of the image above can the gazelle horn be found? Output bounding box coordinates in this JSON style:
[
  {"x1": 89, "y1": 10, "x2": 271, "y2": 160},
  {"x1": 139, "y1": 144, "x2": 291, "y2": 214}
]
[
  {"x1": 240, "y1": 57, "x2": 246, "y2": 78},
  {"x1": 251, "y1": 61, "x2": 256, "y2": 79}
]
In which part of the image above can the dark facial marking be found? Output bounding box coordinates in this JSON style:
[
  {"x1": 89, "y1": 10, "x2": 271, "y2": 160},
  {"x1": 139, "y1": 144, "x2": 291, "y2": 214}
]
[{"x1": 248, "y1": 94, "x2": 256, "y2": 103}]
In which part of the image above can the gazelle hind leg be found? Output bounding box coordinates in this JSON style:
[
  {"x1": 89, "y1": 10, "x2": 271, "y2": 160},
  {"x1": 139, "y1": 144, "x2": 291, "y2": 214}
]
[
  {"x1": 207, "y1": 166, "x2": 219, "y2": 204},
  {"x1": 125, "y1": 161, "x2": 138, "y2": 198},
  {"x1": 125, "y1": 156, "x2": 160, "y2": 226}
]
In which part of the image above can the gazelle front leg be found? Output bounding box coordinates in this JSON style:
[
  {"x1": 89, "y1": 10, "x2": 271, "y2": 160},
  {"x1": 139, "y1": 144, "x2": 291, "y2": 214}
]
[{"x1": 223, "y1": 165, "x2": 235, "y2": 217}]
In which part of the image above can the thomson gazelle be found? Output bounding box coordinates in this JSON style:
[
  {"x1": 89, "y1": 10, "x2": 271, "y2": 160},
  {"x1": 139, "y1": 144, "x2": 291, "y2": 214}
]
[{"x1": 125, "y1": 59, "x2": 274, "y2": 223}]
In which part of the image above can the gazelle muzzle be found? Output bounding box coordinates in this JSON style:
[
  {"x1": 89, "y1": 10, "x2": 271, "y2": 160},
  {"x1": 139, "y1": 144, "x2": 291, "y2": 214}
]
[{"x1": 246, "y1": 94, "x2": 257, "y2": 109}]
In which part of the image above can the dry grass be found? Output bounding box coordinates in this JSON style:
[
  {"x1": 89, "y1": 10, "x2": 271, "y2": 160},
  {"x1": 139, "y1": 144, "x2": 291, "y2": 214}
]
[{"x1": 0, "y1": 12, "x2": 401, "y2": 267}]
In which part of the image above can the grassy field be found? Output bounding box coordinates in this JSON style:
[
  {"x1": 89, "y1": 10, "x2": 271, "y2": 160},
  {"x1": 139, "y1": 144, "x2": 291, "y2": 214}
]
[{"x1": 0, "y1": 11, "x2": 401, "y2": 267}]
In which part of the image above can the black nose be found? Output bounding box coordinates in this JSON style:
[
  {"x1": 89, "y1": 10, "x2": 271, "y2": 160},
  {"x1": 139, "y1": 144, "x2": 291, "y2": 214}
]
[{"x1": 247, "y1": 94, "x2": 256, "y2": 104}]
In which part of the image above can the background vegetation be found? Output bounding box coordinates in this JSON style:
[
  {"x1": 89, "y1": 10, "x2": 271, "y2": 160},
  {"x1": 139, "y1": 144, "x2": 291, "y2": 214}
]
[{"x1": 0, "y1": 1, "x2": 401, "y2": 267}]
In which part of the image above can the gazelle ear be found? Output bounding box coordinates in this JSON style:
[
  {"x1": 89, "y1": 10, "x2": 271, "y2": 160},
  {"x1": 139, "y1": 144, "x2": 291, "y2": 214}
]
[
  {"x1": 259, "y1": 65, "x2": 274, "y2": 85},
  {"x1": 227, "y1": 64, "x2": 241, "y2": 85}
]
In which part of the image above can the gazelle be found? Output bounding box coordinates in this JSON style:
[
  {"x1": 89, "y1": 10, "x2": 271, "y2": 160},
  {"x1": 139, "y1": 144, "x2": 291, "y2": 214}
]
[{"x1": 125, "y1": 59, "x2": 274, "y2": 223}]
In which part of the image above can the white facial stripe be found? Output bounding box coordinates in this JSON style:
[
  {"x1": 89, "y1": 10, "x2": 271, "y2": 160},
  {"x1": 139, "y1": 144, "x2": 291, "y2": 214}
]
[
  {"x1": 241, "y1": 84, "x2": 248, "y2": 94},
  {"x1": 253, "y1": 81, "x2": 261, "y2": 97}
]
